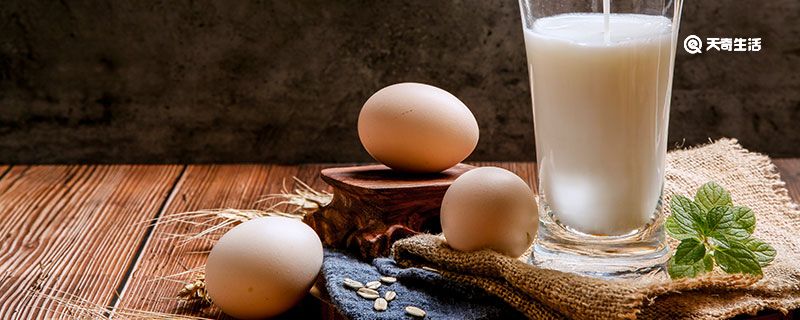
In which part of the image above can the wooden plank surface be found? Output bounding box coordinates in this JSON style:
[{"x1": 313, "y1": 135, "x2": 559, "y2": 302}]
[
  {"x1": 114, "y1": 164, "x2": 327, "y2": 318},
  {"x1": 0, "y1": 165, "x2": 183, "y2": 319},
  {"x1": 0, "y1": 160, "x2": 797, "y2": 319},
  {"x1": 774, "y1": 159, "x2": 800, "y2": 203},
  {"x1": 0, "y1": 166, "x2": 10, "y2": 183},
  {"x1": 113, "y1": 163, "x2": 533, "y2": 318}
]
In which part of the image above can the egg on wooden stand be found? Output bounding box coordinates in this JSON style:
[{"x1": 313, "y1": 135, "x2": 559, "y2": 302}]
[{"x1": 358, "y1": 82, "x2": 480, "y2": 173}]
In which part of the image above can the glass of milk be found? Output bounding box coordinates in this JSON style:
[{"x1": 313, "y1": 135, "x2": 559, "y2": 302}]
[{"x1": 519, "y1": 0, "x2": 683, "y2": 278}]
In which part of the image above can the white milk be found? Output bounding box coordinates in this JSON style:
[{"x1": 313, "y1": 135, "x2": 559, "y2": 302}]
[{"x1": 524, "y1": 13, "x2": 673, "y2": 236}]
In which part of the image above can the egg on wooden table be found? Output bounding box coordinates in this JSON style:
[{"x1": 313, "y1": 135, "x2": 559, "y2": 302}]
[
  {"x1": 205, "y1": 216, "x2": 323, "y2": 319},
  {"x1": 440, "y1": 167, "x2": 539, "y2": 257},
  {"x1": 358, "y1": 82, "x2": 480, "y2": 173}
]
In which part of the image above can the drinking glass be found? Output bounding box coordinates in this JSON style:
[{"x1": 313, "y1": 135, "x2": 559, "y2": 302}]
[{"x1": 519, "y1": 0, "x2": 684, "y2": 278}]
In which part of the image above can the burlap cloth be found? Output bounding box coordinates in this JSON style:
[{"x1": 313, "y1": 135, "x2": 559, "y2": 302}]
[{"x1": 392, "y1": 139, "x2": 800, "y2": 319}]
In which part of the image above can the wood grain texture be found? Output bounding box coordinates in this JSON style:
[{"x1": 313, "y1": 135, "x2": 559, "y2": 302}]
[
  {"x1": 311, "y1": 163, "x2": 473, "y2": 259},
  {"x1": 0, "y1": 166, "x2": 11, "y2": 183},
  {"x1": 0, "y1": 165, "x2": 183, "y2": 319},
  {"x1": 114, "y1": 164, "x2": 323, "y2": 319},
  {"x1": 0, "y1": 161, "x2": 795, "y2": 320},
  {"x1": 774, "y1": 159, "x2": 800, "y2": 203},
  {"x1": 321, "y1": 164, "x2": 473, "y2": 192},
  {"x1": 111, "y1": 162, "x2": 539, "y2": 319}
]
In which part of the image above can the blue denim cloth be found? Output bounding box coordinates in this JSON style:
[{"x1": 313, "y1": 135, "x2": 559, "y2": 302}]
[{"x1": 322, "y1": 250, "x2": 525, "y2": 320}]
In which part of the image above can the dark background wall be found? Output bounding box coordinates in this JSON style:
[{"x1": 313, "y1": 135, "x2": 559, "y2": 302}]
[{"x1": 1, "y1": 0, "x2": 798, "y2": 164}]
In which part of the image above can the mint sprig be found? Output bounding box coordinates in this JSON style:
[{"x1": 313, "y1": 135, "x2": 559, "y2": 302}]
[{"x1": 665, "y1": 181, "x2": 776, "y2": 279}]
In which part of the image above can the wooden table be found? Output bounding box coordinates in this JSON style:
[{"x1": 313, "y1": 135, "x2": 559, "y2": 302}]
[{"x1": 0, "y1": 161, "x2": 798, "y2": 319}]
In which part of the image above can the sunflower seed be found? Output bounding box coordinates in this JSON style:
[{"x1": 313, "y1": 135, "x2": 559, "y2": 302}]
[
  {"x1": 357, "y1": 287, "x2": 380, "y2": 300},
  {"x1": 366, "y1": 280, "x2": 381, "y2": 289},
  {"x1": 379, "y1": 276, "x2": 397, "y2": 284},
  {"x1": 405, "y1": 306, "x2": 426, "y2": 317},
  {"x1": 384, "y1": 290, "x2": 396, "y2": 301},
  {"x1": 422, "y1": 266, "x2": 438, "y2": 273},
  {"x1": 373, "y1": 298, "x2": 388, "y2": 311},
  {"x1": 343, "y1": 278, "x2": 364, "y2": 290}
]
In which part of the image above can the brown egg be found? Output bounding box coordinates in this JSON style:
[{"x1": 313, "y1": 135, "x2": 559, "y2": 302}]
[
  {"x1": 440, "y1": 167, "x2": 539, "y2": 257},
  {"x1": 205, "y1": 217, "x2": 323, "y2": 319},
  {"x1": 358, "y1": 82, "x2": 479, "y2": 173}
]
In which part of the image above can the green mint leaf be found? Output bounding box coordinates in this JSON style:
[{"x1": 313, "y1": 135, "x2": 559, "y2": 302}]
[
  {"x1": 665, "y1": 216, "x2": 693, "y2": 239},
  {"x1": 705, "y1": 206, "x2": 728, "y2": 231},
  {"x1": 708, "y1": 230, "x2": 736, "y2": 249},
  {"x1": 694, "y1": 181, "x2": 732, "y2": 212},
  {"x1": 713, "y1": 240, "x2": 762, "y2": 275},
  {"x1": 673, "y1": 238, "x2": 706, "y2": 264},
  {"x1": 666, "y1": 181, "x2": 776, "y2": 279},
  {"x1": 668, "y1": 253, "x2": 713, "y2": 279},
  {"x1": 707, "y1": 206, "x2": 751, "y2": 242},
  {"x1": 703, "y1": 254, "x2": 714, "y2": 272},
  {"x1": 729, "y1": 206, "x2": 756, "y2": 234},
  {"x1": 742, "y1": 238, "x2": 776, "y2": 267},
  {"x1": 666, "y1": 195, "x2": 706, "y2": 239}
]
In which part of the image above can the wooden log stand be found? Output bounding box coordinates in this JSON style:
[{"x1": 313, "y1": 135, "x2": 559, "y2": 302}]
[{"x1": 305, "y1": 163, "x2": 474, "y2": 259}]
